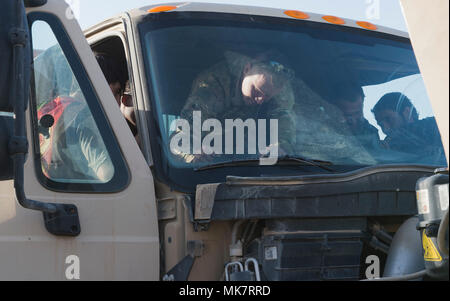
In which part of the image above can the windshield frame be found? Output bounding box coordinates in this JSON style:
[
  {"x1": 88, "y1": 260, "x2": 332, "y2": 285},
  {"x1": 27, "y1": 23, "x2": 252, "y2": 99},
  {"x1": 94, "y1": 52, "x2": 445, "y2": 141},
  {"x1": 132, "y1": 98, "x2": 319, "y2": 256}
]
[{"x1": 138, "y1": 11, "x2": 444, "y2": 193}]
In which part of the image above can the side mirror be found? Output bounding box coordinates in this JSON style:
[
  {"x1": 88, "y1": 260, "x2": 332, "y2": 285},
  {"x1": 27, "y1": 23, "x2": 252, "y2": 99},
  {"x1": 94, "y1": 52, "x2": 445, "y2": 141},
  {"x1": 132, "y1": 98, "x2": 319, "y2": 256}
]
[
  {"x1": 0, "y1": 1, "x2": 19, "y2": 112},
  {"x1": 0, "y1": 114, "x2": 14, "y2": 180},
  {"x1": 1, "y1": 0, "x2": 80, "y2": 237}
]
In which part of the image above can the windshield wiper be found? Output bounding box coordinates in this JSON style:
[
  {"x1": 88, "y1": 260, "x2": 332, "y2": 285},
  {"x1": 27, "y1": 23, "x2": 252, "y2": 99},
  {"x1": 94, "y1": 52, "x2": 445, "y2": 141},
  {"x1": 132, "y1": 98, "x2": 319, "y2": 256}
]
[
  {"x1": 194, "y1": 156, "x2": 334, "y2": 172},
  {"x1": 277, "y1": 155, "x2": 335, "y2": 172}
]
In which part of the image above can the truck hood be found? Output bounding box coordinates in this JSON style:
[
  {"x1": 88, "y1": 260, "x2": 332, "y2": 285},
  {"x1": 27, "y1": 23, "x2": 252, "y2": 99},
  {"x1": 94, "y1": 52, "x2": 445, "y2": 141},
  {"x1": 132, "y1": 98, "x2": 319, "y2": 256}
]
[{"x1": 194, "y1": 165, "x2": 436, "y2": 222}]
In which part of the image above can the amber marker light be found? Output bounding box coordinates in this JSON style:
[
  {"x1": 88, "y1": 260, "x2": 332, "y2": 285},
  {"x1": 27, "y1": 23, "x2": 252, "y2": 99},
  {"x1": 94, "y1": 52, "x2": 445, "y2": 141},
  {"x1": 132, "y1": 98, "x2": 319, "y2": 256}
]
[
  {"x1": 284, "y1": 10, "x2": 310, "y2": 20},
  {"x1": 356, "y1": 21, "x2": 378, "y2": 30},
  {"x1": 148, "y1": 5, "x2": 177, "y2": 13},
  {"x1": 322, "y1": 15, "x2": 346, "y2": 25}
]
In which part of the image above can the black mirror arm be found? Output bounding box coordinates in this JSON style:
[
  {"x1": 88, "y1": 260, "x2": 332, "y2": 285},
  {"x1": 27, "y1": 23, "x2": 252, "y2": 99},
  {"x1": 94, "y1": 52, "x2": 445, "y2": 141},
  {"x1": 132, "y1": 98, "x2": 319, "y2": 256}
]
[{"x1": 10, "y1": 144, "x2": 57, "y2": 213}]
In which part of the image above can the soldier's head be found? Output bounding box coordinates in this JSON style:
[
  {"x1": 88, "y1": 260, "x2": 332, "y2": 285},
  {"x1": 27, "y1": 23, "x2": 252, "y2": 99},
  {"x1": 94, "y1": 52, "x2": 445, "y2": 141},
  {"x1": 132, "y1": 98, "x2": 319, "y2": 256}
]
[
  {"x1": 120, "y1": 81, "x2": 137, "y2": 129},
  {"x1": 94, "y1": 52, "x2": 126, "y2": 105},
  {"x1": 241, "y1": 61, "x2": 293, "y2": 105},
  {"x1": 333, "y1": 82, "x2": 366, "y2": 131},
  {"x1": 95, "y1": 53, "x2": 137, "y2": 136},
  {"x1": 372, "y1": 92, "x2": 418, "y2": 135}
]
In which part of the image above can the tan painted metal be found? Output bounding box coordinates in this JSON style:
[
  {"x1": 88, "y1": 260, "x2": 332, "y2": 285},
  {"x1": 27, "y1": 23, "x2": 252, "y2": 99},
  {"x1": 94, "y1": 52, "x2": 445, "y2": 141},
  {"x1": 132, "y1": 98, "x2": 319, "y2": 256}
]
[
  {"x1": 0, "y1": 0, "x2": 159, "y2": 280},
  {"x1": 400, "y1": 0, "x2": 449, "y2": 164},
  {"x1": 155, "y1": 180, "x2": 232, "y2": 280}
]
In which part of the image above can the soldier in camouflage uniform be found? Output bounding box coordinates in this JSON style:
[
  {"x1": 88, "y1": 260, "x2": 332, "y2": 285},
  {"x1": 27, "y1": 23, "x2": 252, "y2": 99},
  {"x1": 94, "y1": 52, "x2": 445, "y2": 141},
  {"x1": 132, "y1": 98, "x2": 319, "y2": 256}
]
[
  {"x1": 291, "y1": 78, "x2": 378, "y2": 165},
  {"x1": 178, "y1": 51, "x2": 297, "y2": 162},
  {"x1": 332, "y1": 81, "x2": 382, "y2": 153},
  {"x1": 373, "y1": 92, "x2": 446, "y2": 164}
]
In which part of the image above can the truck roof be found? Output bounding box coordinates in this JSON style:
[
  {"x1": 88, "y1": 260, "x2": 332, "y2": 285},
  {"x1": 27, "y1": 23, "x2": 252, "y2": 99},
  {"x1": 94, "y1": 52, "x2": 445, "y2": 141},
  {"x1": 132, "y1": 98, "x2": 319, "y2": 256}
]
[{"x1": 85, "y1": 2, "x2": 409, "y2": 39}]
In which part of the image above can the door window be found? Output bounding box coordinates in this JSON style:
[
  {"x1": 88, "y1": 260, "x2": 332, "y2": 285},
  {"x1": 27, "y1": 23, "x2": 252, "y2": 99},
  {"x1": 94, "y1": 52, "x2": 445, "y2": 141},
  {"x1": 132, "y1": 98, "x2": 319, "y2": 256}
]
[{"x1": 30, "y1": 15, "x2": 129, "y2": 192}]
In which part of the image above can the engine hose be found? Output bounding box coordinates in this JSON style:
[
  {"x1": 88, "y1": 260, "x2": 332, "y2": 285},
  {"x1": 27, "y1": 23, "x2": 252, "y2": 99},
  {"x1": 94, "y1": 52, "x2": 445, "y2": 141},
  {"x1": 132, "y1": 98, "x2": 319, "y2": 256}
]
[
  {"x1": 437, "y1": 209, "x2": 449, "y2": 257},
  {"x1": 361, "y1": 269, "x2": 427, "y2": 281},
  {"x1": 374, "y1": 229, "x2": 393, "y2": 245},
  {"x1": 231, "y1": 220, "x2": 245, "y2": 245}
]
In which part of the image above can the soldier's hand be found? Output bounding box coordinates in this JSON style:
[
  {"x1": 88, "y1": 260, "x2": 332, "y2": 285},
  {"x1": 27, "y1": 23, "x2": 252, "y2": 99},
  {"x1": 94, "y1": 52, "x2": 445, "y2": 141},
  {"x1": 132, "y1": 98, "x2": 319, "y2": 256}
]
[{"x1": 259, "y1": 143, "x2": 285, "y2": 159}]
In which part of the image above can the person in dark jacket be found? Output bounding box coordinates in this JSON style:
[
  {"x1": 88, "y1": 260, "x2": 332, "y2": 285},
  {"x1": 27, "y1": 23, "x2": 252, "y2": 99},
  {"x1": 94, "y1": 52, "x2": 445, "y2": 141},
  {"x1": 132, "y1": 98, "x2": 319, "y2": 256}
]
[
  {"x1": 333, "y1": 81, "x2": 381, "y2": 152},
  {"x1": 372, "y1": 92, "x2": 445, "y2": 163}
]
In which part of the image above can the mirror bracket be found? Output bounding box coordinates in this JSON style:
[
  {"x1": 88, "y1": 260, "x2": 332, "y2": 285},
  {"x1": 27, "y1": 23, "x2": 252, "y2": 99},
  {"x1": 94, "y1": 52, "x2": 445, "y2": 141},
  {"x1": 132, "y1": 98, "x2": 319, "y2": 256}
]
[{"x1": 43, "y1": 204, "x2": 81, "y2": 236}]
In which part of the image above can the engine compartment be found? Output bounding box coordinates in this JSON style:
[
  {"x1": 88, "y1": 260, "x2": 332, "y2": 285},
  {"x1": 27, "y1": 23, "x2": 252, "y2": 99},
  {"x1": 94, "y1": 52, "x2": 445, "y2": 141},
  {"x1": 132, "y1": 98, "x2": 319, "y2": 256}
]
[
  {"x1": 244, "y1": 218, "x2": 367, "y2": 281},
  {"x1": 158, "y1": 165, "x2": 436, "y2": 281}
]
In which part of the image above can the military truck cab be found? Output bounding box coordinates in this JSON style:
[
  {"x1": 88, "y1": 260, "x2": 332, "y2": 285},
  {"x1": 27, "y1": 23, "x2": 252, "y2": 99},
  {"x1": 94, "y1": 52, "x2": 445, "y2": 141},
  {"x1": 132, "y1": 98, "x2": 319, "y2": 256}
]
[{"x1": 0, "y1": 0, "x2": 448, "y2": 281}]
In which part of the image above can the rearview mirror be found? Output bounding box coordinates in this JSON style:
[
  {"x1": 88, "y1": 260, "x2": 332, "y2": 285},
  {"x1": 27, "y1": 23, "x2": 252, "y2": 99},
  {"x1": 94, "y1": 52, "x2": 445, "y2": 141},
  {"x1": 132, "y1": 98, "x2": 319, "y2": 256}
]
[
  {"x1": 0, "y1": 0, "x2": 18, "y2": 112},
  {"x1": 1, "y1": 0, "x2": 80, "y2": 237}
]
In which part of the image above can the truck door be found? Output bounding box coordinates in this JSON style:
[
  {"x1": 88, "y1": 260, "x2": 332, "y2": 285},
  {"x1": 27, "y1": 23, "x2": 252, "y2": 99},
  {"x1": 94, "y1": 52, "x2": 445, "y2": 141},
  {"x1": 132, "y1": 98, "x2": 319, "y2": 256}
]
[{"x1": 0, "y1": 0, "x2": 159, "y2": 280}]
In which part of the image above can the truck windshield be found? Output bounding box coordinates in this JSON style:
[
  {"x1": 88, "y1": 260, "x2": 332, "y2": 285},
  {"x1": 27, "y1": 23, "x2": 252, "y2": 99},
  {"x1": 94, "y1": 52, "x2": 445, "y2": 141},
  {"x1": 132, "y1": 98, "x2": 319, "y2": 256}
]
[{"x1": 139, "y1": 14, "x2": 446, "y2": 191}]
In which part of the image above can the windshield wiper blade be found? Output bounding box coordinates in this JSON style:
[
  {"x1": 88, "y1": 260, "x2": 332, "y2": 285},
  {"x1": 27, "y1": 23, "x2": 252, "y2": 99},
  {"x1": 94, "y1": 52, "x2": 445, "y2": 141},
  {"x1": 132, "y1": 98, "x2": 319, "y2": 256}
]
[
  {"x1": 277, "y1": 155, "x2": 335, "y2": 172},
  {"x1": 194, "y1": 158, "x2": 261, "y2": 171},
  {"x1": 194, "y1": 156, "x2": 334, "y2": 172}
]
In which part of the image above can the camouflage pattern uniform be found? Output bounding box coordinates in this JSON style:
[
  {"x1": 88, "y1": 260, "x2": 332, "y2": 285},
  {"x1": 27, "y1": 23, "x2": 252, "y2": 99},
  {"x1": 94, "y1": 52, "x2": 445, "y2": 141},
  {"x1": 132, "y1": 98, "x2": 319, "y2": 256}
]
[
  {"x1": 384, "y1": 117, "x2": 446, "y2": 164},
  {"x1": 291, "y1": 80, "x2": 378, "y2": 165},
  {"x1": 351, "y1": 119, "x2": 382, "y2": 151},
  {"x1": 177, "y1": 51, "x2": 379, "y2": 165},
  {"x1": 180, "y1": 51, "x2": 297, "y2": 155}
]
